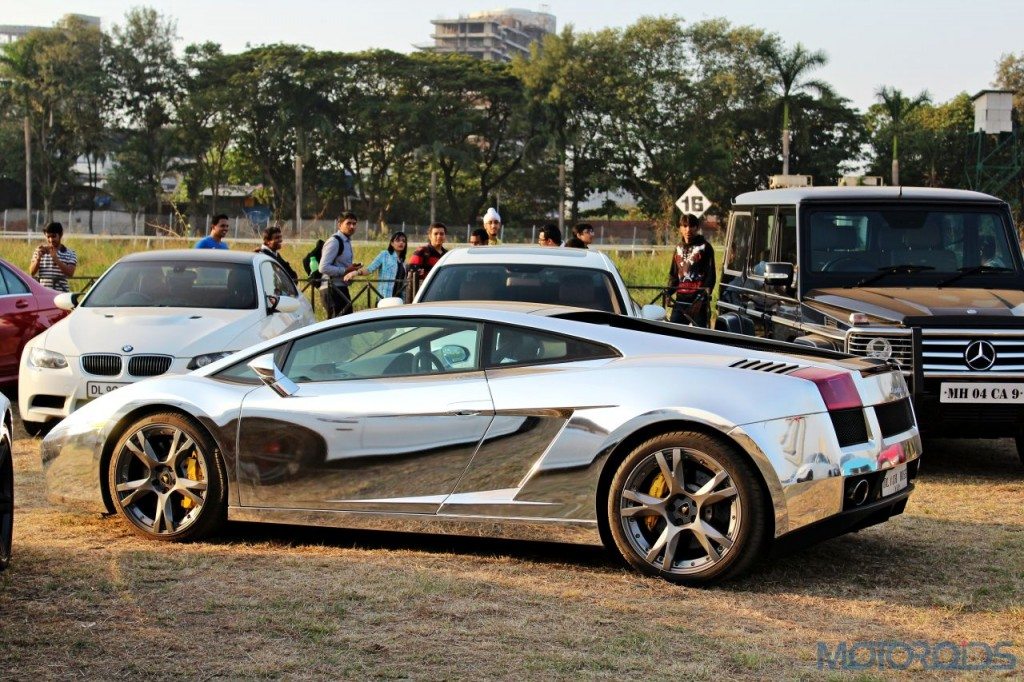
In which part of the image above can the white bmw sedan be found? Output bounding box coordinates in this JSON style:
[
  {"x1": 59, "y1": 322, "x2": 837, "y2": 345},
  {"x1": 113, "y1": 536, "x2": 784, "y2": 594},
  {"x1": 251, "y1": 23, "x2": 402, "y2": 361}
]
[{"x1": 19, "y1": 249, "x2": 314, "y2": 435}]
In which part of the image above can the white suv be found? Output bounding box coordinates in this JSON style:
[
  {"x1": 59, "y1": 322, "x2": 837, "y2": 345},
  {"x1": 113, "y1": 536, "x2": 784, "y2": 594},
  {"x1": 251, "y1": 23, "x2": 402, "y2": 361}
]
[{"x1": 396, "y1": 246, "x2": 664, "y2": 320}]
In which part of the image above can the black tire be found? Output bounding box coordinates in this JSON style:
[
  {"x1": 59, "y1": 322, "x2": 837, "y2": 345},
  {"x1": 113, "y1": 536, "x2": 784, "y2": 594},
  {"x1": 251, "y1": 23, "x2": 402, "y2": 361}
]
[
  {"x1": 0, "y1": 435, "x2": 13, "y2": 571},
  {"x1": 606, "y1": 431, "x2": 768, "y2": 585},
  {"x1": 107, "y1": 412, "x2": 226, "y2": 542},
  {"x1": 22, "y1": 419, "x2": 51, "y2": 438}
]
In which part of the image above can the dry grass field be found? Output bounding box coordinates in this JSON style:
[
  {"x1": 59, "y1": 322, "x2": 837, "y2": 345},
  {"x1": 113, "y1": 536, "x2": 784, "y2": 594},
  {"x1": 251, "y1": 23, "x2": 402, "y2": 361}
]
[{"x1": 1, "y1": 398, "x2": 1022, "y2": 680}]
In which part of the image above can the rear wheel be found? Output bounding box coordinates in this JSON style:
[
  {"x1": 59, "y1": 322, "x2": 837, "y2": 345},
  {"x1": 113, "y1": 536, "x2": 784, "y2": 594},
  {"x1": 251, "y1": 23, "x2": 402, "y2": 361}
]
[
  {"x1": 607, "y1": 431, "x2": 768, "y2": 584},
  {"x1": 0, "y1": 435, "x2": 13, "y2": 571},
  {"x1": 107, "y1": 412, "x2": 226, "y2": 541}
]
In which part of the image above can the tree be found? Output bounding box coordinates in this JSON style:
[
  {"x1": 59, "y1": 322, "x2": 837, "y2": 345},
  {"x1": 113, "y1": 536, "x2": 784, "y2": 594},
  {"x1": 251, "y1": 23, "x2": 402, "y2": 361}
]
[
  {"x1": 760, "y1": 39, "x2": 831, "y2": 175},
  {"x1": 0, "y1": 36, "x2": 38, "y2": 224},
  {"x1": 874, "y1": 86, "x2": 931, "y2": 185},
  {"x1": 106, "y1": 8, "x2": 183, "y2": 215}
]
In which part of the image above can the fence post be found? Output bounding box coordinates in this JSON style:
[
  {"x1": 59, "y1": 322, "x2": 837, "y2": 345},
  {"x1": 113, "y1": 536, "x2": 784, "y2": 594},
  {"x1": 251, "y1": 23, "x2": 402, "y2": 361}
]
[
  {"x1": 600, "y1": 225, "x2": 605, "y2": 244},
  {"x1": 632, "y1": 226, "x2": 637, "y2": 246},
  {"x1": 2, "y1": 209, "x2": 6, "y2": 232}
]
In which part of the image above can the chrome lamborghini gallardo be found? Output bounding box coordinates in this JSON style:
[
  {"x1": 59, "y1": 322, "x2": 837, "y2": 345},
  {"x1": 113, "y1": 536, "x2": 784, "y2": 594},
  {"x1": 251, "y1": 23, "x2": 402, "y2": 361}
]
[{"x1": 41, "y1": 302, "x2": 921, "y2": 584}]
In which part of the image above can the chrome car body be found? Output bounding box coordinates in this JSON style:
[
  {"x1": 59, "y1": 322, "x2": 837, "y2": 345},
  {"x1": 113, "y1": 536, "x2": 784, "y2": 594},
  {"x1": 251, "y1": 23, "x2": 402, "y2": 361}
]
[
  {"x1": 41, "y1": 302, "x2": 921, "y2": 583},
  {"x1": 19, "y1": 249, "x2": 314, "y2": 433}
]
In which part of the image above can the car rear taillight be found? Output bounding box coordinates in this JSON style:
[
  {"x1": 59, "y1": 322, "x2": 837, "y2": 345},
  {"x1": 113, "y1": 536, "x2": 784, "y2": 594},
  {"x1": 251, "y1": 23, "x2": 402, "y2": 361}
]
[{"x1": 791, "y1": 367, "x2": 862, "y2": 410}]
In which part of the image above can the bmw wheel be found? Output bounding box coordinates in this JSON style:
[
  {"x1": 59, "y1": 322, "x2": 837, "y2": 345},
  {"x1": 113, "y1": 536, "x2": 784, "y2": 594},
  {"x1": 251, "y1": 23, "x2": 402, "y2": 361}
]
[
  {"x1": 607, "y1": 431, "x2": 767, "y2": 584},
  {"x1": 108, "y1": 413, "x2": 226, "y2": 541}
]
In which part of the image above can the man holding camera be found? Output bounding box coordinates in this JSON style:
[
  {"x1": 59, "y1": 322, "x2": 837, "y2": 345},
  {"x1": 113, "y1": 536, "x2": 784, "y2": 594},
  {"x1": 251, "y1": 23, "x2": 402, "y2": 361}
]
[{"x1": 29, "y1": 222, "x2": 77, "y2": 292}]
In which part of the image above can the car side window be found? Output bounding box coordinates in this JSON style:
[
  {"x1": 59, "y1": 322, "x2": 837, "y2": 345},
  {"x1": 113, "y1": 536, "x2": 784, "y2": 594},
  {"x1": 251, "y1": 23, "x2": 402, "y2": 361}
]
[
  {"x1": 260, "y1": 260, "x2": 298, "y2": 297},
  {"x1": 724, "y1": 213, "x2": 752, "y2": 274},
  {"x1": 777, "y1": 208, "x2": 797, "y2": 265},
  {"x1": 486, "y1": 324, "x2": 616, "y2": 367},
  {"x1": 0, "y1": 264, "x2": 28, "y2": 295},
  {"x1": 749, "y1": 207, "x2": 777, "y2": 277},
  {"x1": 283, "y1": 318, "x2": 481, "y2": 382}
]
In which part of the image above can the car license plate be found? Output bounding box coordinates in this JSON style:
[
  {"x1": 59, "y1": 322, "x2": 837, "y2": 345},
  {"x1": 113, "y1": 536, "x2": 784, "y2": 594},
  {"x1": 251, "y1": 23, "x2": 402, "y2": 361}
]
[
  {"x1": 940, "y1": 382, "x2": 1024, "y2": 403},
  {"x1": 87, "y1": 381, "x2": 127, "y2": 397},
  {"x1": 880, "y1": 463, "x2": 908, "y2": 498}
]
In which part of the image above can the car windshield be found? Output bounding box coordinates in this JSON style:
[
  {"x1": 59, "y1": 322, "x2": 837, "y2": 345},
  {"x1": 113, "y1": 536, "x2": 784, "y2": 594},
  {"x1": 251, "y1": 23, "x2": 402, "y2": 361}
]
[
  {"x1": 82, "y1": 260, "x2": 258, "y2": 309},
  {"x1": 418, "y1": 263, "x2": 624, "y2": 314},
  {"x1": 805, "y1": 205, "x2": 1018, "y2": 278}
]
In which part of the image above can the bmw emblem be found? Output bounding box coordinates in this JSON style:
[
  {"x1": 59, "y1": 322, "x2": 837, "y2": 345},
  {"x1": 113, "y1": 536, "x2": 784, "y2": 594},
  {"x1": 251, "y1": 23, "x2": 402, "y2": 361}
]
[
  {"x1": 964, "y1": 340, "x2": 996, "y2": 371},
  {"x1": 122, "y1": 344, "x2": 134, "y2": 353}
]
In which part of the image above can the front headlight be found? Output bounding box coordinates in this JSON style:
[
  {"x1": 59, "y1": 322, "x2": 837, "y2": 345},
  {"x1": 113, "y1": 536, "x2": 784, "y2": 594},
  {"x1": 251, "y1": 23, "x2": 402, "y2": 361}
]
[
  {"x1": 187, "y1": 351, "x2": 235, "y2": 370},
  {"x1": 28, "y1": 348, "x2": 68, "y2": 369}
]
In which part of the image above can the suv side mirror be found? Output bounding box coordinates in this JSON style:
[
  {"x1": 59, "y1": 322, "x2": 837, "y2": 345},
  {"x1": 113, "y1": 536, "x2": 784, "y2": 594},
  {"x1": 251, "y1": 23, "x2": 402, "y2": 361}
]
[{"x1": 764, "y1": 262, "x2": 794, "y2": 287}]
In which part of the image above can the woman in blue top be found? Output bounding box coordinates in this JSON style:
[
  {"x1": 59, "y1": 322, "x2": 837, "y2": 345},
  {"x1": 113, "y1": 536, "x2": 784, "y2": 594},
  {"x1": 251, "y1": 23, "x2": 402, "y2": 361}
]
[{"x1": 345, "y1": 231, "x2": 408, "y2": 301}]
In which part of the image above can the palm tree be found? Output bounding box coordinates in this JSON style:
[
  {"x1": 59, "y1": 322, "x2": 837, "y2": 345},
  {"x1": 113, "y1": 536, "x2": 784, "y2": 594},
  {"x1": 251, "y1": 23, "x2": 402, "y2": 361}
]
[
  {"x1": 0, "y1": 38, "x2": 39, "y2": 229},
  {"x1": 875, "y1": 86, "x2": 930, "y2": 186},
  {"x1": 762, "y1": 40, "x2": 831, "y2": 175}
]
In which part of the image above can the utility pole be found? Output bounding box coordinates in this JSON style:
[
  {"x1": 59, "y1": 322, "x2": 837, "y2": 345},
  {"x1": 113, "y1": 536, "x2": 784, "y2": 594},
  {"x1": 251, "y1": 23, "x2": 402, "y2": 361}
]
[
  {"x1": 557, "y1": 161, "x2": 565, "y2": 233},
  {"x1": 24, "y1": 116, "x2": 31, "y2": 230},
  {"x1": 429, "y1": 168, "x2": 437, "y2": 224},
  {"x1": 294, "y1": 154, "x2": 303, "y2": 237}
]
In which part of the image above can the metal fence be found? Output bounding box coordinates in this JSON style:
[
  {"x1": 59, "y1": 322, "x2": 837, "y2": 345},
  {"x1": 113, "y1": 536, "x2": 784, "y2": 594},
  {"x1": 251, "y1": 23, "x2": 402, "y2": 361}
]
[{"x1": 1, "y1": 208, "x2": 664, "y2": 246}]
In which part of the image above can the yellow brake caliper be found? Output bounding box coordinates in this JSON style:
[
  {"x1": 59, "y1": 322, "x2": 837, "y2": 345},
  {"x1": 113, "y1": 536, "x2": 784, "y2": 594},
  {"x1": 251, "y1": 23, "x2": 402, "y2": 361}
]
[
  {"x1": 181, "y1": 455, "x2": 202, "y2": 509},
  {"x1": 646, "y1": 473, "x2": 668, "y2": 531}
]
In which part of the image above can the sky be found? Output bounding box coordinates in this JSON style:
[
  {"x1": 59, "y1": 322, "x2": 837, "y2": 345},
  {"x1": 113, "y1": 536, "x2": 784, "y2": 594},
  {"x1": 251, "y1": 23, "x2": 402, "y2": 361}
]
[{"x1": 3, "y1": 0, "x2": 1022, "y2": 111}]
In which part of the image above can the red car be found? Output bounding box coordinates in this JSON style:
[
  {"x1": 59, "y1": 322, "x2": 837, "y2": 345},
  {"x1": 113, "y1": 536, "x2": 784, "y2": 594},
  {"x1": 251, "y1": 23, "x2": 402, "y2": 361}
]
[{"x1": 0, "y1": 256, "x2": 68, "y2": 386}]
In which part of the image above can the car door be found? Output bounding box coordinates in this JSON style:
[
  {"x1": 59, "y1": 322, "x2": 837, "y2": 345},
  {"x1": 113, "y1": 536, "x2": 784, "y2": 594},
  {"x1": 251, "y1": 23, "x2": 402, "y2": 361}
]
[
  {"x1": 256, "y1": 260, "x2": 308, "y2": 338},
  {"x1": 235, "y1": 316, "x2": 493, "y2": 513},
  {"x1": 764, "y1": 206, "x2": 802, "y2": 342},
  {"x1": 0, "y1": 262, "x2": 39, "y2": 381}
]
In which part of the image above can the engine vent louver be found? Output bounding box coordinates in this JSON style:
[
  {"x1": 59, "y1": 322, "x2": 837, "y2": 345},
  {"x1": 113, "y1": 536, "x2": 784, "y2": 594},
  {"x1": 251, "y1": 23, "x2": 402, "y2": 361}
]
[{"x1": 728, "y1": 359, "x2": 801, "y2": 374}]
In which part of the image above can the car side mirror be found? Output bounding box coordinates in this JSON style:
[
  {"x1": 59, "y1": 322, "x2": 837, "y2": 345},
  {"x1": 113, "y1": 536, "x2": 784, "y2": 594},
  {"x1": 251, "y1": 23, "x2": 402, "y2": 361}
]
[
  {"x1": 440, "y1": 344, "x2": 470, "y2": 365},
  {"x1": 377, "y1": 297, "x2": 405, "y2": 309},
  {"x1": 267, "y1": 294, "x2": 301, "y2": 314},
  {"x1": 764, "y1": 262, "x2": 794, "y2": 287},
  {"x1": 248, "y1": 353, "x2": 299, "y2": 397},
  {"x1": 641, "y1": 304, "x2": 666, "y2": 321},
  {"x1": 54, "y1": 292, "x2": 79, "y2": 311}
]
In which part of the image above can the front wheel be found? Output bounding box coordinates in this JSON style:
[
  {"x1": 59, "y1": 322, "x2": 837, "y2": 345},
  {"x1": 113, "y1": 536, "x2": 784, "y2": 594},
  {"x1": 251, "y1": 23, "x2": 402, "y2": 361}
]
[
  {"x1": 22, "y1": 419, "x2": 51, "y2": 438},
  {"x1": 607, "y1": 431, "x2": 768, "y2": 584},
  {"x1": 108, "y1": 412, "x2": 226, "y2": 541},
  {"x1": 0, "y1": 436, "x2": 13, "y2": 571}
]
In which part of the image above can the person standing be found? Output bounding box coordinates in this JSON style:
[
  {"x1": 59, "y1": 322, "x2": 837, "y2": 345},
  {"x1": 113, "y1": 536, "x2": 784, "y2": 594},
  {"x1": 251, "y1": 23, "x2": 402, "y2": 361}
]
[
  {"x1": 668, "y1": 214, "x2": 716, "y2": 327},
  {"x1": 345, "y1": 231, "x2": 408, "y2": 301},
  {"x1": 195, "y1": 214, "x2": 230, "y2": 249},
  {"x1": 408, "y1": 223, "x2": 448, "y2": 284},
  {"x1": 565, "y1": 223, "x2": 594, "y2": 249},
  {"x1": 469, "y1": 228, "x2": 489, "y2": 246},
  {"x1": 538, "y1": 224, "x2": 562, "y2": 246},
  {"x1": 255, "y1": 225, "x2": 298, "y2": 282},
  {"x1": 319, "y1": 212, "x2": 361, "y2": 318},
  {"x1": 30, "y1": 222, "x2": 77, "y2": 292},
  {"x1": 482, "y1": 208, "x2": 502, "y2": 245}
]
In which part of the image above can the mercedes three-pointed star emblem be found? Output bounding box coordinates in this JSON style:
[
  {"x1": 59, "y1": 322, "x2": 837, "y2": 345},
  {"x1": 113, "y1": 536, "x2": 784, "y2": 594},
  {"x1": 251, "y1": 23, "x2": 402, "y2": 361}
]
[{"x1": 964, "y1": 340, "x2": 996, "y2": 371}]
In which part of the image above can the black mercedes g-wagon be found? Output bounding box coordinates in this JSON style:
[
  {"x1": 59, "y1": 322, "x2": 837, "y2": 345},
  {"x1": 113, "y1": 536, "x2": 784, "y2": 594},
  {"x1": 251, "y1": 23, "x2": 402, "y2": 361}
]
[{"x1": 716, "y1": 186, "x2": 1024, "y2": 462}]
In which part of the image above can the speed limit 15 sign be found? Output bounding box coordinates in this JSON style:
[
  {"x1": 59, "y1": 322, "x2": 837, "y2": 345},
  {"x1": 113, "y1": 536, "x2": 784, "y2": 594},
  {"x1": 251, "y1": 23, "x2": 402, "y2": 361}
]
[{"x1": 675, "y1": 183, "x2": 709, "y2": 218}]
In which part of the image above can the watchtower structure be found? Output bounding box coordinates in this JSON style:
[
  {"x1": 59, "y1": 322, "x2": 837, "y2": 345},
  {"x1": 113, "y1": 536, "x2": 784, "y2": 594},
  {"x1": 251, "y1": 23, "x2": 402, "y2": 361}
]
[{"x1": 965, "y1": 90, "x2": 1022, "y2": 208}]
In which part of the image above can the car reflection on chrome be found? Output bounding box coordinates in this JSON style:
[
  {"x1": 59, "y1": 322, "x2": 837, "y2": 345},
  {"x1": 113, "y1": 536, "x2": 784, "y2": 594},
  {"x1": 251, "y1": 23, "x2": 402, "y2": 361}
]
[{"x1": 41, "y1": 302, "x2": 922, "y2": 585}]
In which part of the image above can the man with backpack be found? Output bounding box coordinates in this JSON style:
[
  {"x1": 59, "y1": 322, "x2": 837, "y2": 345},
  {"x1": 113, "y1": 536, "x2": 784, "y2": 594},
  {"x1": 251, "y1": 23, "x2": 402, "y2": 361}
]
[{"x1": 319, "y1": 212, "x2": 362, "y2": 317}]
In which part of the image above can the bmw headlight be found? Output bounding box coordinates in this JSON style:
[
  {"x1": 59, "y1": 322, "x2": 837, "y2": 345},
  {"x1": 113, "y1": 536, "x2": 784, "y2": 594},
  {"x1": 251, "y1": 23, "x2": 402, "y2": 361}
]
[
  {"x1": 28, "y1": 348, "x2": 68, "y2": 369},
  {"x1": 187, "y1": 351, "x2": 235, "y2": 370},
  {"x1": 865, "y1": 337, "x2": 893, "y2": 360}
]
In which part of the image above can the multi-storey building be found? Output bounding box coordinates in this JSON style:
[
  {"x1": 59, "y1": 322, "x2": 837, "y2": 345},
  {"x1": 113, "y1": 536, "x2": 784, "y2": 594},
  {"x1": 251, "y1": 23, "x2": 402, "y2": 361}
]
[{"x1": 421, "y1": 8, "x2": 556, "y2": 62}]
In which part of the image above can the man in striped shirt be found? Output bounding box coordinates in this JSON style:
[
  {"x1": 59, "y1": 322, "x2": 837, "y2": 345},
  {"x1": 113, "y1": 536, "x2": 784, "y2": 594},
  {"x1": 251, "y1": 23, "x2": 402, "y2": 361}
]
[{"x1": 29, "y1": 222, "x2": 77, "y2": 292}]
